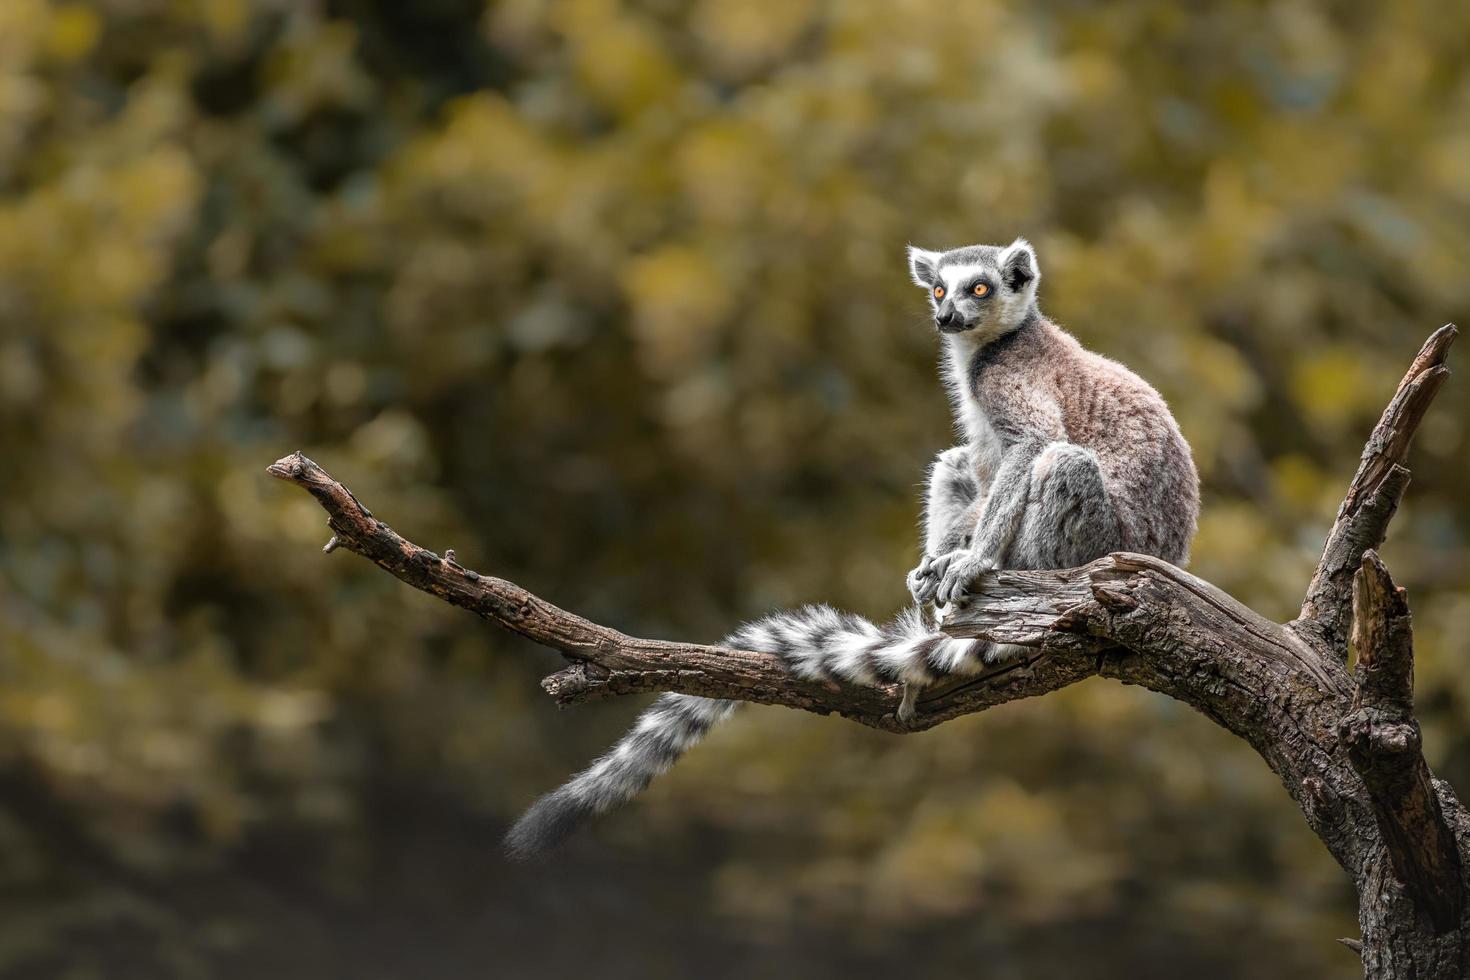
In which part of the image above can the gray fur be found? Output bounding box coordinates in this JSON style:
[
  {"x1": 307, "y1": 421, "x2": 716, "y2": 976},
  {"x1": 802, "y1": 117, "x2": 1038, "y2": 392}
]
[
  {"x1": 920, "y1": 445, "x2": 983, "y2": 557},
  {"x1": 906, "y1": 238, "x2": 1199, "y2": 631},
  {"x1": 506, "y1": 693, "x2": 737, "y2": 860},
  {"x1": 507, "y1": 239, "x2": 1200, "y2": 859}
]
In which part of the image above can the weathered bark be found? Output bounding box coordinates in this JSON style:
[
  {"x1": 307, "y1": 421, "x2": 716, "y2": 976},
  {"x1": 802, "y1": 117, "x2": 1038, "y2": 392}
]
[
  {"x1": 268, "y1": 325, "x2": 1465, "y2": 978},
  {"x1": 1296, "y1": 324, "x2": 1455, "y2": 656},
  {"x1": 1342, "y1": 552, "x2": 1463, "y2": 934}
]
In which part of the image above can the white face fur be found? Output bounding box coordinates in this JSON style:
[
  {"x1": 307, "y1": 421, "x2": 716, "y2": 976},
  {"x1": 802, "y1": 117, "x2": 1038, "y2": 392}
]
[{"x1": 907, "y1": 239, "x2": 1041, "y2": 345}]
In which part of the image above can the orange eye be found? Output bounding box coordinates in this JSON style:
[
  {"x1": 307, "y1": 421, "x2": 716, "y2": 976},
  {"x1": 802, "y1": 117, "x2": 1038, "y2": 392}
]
[
  {"x1": 973, "y1": 283, "x2": 990, "y2": 298},
  {"x1": 933, "y1": 285, "x2": 945, "y2": 299}
]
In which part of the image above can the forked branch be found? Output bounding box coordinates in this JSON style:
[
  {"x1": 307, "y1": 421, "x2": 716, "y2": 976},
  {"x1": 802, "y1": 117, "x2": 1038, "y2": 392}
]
[
  {"x1": 1341, "y1": 551, "x2": 1464, "y2": 933},
  {"x1": 268, "y1": 324, "x2": 1466, "y2": 974}
]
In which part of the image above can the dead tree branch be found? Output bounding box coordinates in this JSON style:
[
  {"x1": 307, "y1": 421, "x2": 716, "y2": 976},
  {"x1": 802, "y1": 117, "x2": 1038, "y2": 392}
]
[
  {"x1": 265, "y1": 449, "x2": 1099, "y2": 733},
  {"x1": 1295, "y1": 325, "x2": 1457, "y2": 655},
  {"x1": 269, "y1": 325, "x2": 1466, "y2": 977},
  {"x1": 1341, "y1": 550, "x2": 1464, "y2": 934}
]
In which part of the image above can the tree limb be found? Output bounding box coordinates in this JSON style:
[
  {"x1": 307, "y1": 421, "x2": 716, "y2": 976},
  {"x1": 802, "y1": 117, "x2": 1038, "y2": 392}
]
[
  {"x1": 1296, "y1": 324, "x2": 1457, "y2": 656},
  {"x1": 1340, "y1": 550, "x2": 1464, "y2": 933},
  {"x1": 263, "y1": 441, "x2": 1362, "y2": 745},
  {"x1": 267, "y1": 451, "x2": 1351, "y2": 751},
  {"x1": 265, "y1": 450, "x2": 1097, "y2": 733}
]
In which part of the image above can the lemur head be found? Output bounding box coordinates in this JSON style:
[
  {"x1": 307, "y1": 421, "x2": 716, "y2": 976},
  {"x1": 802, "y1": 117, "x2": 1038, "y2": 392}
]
[{"x1": 907, "y1": 239, "x2": 1040, "y2": 342}]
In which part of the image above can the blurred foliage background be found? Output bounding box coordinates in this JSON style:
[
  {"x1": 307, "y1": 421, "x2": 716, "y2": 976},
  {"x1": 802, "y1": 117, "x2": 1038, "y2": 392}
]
[{"x1": 0, "y1": 0, "x2": 1468, "y2": 976}]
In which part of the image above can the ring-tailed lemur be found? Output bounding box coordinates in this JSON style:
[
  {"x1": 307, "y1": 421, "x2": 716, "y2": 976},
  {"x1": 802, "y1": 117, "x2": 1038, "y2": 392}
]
[{"x1": 505, "y1": 239, "x2": 1200, "y2": 859}]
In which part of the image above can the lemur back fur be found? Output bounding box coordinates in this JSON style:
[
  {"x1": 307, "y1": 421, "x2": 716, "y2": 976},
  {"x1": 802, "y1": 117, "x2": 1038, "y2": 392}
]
[{"x1": 505, "y1": 239, "x2": 1200, "y2": 860}]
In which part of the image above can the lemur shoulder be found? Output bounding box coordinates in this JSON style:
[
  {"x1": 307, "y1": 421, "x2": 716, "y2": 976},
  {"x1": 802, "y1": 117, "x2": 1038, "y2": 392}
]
[{"x1": 505, "y1": 239, "x2": 1200, "y2": 859}]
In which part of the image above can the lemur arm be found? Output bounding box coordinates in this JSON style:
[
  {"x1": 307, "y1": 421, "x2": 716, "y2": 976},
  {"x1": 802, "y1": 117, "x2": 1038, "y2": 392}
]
[
  {"x1": 929, "y1": 439, "x2": 1043, "y2": 605},
  {"x1": 908, "y1": 447, "x2": 986, "y2": 603},
  {"x1": 921, "y1": 446, "x2": 982, "y2": 556}
]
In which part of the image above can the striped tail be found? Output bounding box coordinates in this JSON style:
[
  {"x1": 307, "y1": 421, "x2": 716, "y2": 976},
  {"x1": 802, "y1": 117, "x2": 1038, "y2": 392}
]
[{"x1": 504, "y1": 604, "x2": 989, "y2": 860}]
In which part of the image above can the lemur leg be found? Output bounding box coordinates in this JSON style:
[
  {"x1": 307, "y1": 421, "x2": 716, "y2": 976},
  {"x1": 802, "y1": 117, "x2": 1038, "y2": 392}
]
[
  {"x1": 1006, "y1": 442, "x2": 1122, "y2": 570},
  {"x1": 907, "y1": 446, "x2": 986, "y2": 603},
  {"x1": 933, "y1": 441, "x2": 1121, "y2": 606},
  {"x1": 895, "y1": 447, "x2": 990, "y2": 721},
  {"x1": 922, "y1": 446, "x2": 982, "y2": 556},
  {"x1": 915, "y1": 445, "x2": 1121, "y2": 691}
]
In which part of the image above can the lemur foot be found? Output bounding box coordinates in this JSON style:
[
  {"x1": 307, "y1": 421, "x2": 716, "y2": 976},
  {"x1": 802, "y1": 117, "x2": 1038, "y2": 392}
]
[{"x1": 935, "y1": 553, "x2": 997, "y2": 606}]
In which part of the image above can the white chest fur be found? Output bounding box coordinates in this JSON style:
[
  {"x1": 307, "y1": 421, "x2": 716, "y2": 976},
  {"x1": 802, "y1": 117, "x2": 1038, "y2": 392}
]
[{"x1": 943, "y1": 336, "x2": 1002, "y2": 480}]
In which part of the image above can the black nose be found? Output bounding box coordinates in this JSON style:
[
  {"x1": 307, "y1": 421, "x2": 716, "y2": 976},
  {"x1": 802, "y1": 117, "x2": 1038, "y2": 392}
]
[{"x1": 935, "y1": 311, "x2": 955, "y2": 328}]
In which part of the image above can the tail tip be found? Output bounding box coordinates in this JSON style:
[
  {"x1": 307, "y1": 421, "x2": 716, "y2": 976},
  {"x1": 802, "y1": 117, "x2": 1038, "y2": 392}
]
[{"x1": 504, "y1": 788, "x2": 596, "y2": 862}]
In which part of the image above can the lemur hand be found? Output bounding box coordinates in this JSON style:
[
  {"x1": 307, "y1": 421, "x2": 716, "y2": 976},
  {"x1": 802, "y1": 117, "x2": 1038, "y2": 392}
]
[
  {"x1": 905, "y1": 564, "x2": 925, "y2": 604},
  {"x1": 906, "y1": 560, "x2": 936, "y2": 604},
  {"x1": 934, "y1": 552, "x2": 997, "y2": 606},
  {"x1": 908, "y1": 549, "x2": 965, "y2": 605}
]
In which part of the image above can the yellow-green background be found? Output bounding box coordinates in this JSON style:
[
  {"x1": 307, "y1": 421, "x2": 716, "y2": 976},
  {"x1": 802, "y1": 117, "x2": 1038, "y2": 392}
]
[{"x1": 2, "y1": 0, "x2": 1468, "y2": 976}]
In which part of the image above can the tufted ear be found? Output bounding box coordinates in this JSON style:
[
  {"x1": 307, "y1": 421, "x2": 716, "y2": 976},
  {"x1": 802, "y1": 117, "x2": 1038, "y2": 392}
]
[
  {"x1": 1000, "y1": 238, "x2": 1040, "y2": 292},
  {"x1": 907, "y1": 246, "x2": 941, "y2": 288}
]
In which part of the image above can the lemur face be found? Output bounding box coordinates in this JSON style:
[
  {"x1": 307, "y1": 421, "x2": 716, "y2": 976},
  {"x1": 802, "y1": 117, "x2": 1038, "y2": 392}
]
[{"x1": 907, "y1": 239, "x2": 1040, "y2": 341}]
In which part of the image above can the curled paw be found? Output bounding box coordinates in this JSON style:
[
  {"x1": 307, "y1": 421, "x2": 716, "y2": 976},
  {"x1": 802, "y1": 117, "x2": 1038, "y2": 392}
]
[
  {"x1": 908, "y1": 550, "x2": 962, "y2": 604},
  {"x1": 906, "y1": 564, "x2": 933, "y2": 604},
  {"x1": 935, "y1": 553, "x2": 996, "y2": 606}
]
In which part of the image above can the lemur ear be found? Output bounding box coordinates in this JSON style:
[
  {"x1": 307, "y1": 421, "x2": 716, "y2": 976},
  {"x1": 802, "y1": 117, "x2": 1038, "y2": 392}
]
[
  {"x1": 1000, "y1": 238, "x2": 1040, "y2": 291},
  {"x1": 907, "y1": 246, "x2": 941, "y2": 288}
]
